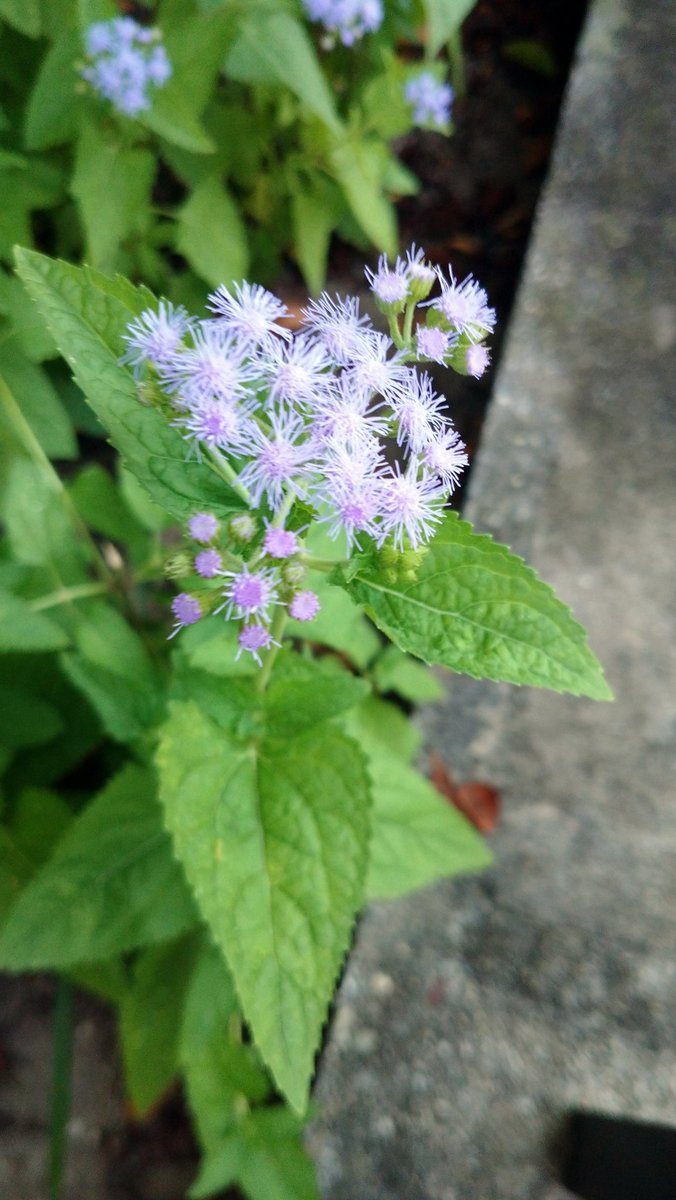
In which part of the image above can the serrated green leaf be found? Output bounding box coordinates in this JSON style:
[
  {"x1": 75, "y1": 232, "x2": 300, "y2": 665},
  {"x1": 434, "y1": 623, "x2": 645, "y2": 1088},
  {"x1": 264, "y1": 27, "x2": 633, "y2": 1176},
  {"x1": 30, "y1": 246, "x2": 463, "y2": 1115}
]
[
  {"x1": 226, "y1": 13, "x2": 341, "y2": 134},
  {"x1": 0, "y1": 589, "x2": 70, "y2": 651},
  {"x1": 157, "y1": 701, "x2": 371, "y2": 1112},
  {"x1": 180, "y1": 942, "x2": 271, "y2": 1153},
  {"x1": 176, "y1": 175, "x2": 249, "y2": 288},
  {"x1": 0, "y1": 764, "x2": 198, "y2": 970},
  {"x1": 189, "y1": 1108, "x2": 320, "y2": 1200},
  {"x1": 120, "y1": 933, "x2": 198, "y2": 1115},
  {"x1": 24, "y1": 30, "x2": 82, "y2": 150},
  {"x1": 373, "y1": 644, "x2": 444, "y2": 702},
  {"x1": 13, "y1": 250, "x2": 247, "y2": 520},
  {"x1": 339, "y1": 513, "x2": 612, "y2": 700},
  {"x1": 0, "y1": 269, "x2": 57, "y2": 362},
  {"x1": 423, "y1": 0, "x2": 475, "y2": 58},
  {"x1": 365, "y1": 751, "x2": 491, "y2": 900},
  {"x1": 71, "y1": 124, "x2": 155, "y2": 273}
]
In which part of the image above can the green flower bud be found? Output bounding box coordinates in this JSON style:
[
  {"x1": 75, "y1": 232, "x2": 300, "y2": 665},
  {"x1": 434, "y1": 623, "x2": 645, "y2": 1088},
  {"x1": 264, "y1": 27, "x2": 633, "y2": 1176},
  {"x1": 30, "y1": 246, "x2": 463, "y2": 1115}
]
[{"x1": 229, "y1": 513, "x2": 257, "y2": 543}]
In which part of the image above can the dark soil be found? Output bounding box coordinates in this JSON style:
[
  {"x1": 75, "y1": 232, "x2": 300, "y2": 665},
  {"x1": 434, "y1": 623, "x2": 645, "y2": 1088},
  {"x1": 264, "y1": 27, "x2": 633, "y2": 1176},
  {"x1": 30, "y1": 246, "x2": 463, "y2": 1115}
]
[{"x1": 1, "y1": 2, "x2": 589, "y2": 1197}]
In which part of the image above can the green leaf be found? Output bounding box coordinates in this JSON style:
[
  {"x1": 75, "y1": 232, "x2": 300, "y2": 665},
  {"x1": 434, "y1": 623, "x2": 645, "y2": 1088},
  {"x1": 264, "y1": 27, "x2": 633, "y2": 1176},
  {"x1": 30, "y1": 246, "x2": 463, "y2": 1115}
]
[
  {"x1": 24, "y1": 30, "x2": 82, "y2": 150},
  {"x1": 190, "y1": 1108, "x2": 320, "y2": 1200},
  {"x1": 157, "y1": 702, "x2": 371, "y2": 1112},
  {"x1": 365, "y1": 751, "x2": 491, "y2": 900},
  {"x1": 339, "y1": 513, "x2": 612, "y2": 700},
  {"x1": 225, "y1": 14, "x2": 341, "y2": 134},
  {"x1": 68, "y1": 463, "x2": 150, "y2": 560},
  {"x1": 287, "y1": 577, "x2": 381, "y2": 669},
  {"x1": 120, "y1": 933, "x2": 198, "y2": 1115},
  {"x1": 176, "y1": 176, "x2": 249, "y2": 288},
  {"x1": 0, "y1": 688, "x2": 63, "y2": 750},
  {"x1": 0, "y1": 0, "x2": 41, "y2": 36},
  {"x1": 61, "y1": 603, "x2": 164, "y2": 743},
  {"x1": 329, "y1": 138, "x2": 398, "y2": 256},
  {"x1": 0, "y1": 269, "x2": 57, "y2": 362},
  {"x1": 289, "y1": 172, "x2": 343, "y2": 295},
  {"x1": 13, "y1": 250, "x2": 247, "y2": 520},
  {"x1": 0, "y1": 590, "x2": 69, "y2": 652},
  {"x1": 265, "y1": 654, "x2": 369, "y2": 739},
  {"x1": 423, "y1": 0, "x2": 476, "y2": 58},
  {"x1": 180, "y1": 942, "x2": 271, "y2": 1153},
  {"x1": 0, "y1": 345, "x2": 77, "y2": 460},
  {"x1": 3, "y1": 458, "x2": 88, "y2": 583},
  {"x1": 0, "y1": 764, "x2": 197, "y2": 969},
  {"x1": 71, "y1": 124, "x2": 155, "y2": 273},
  {"x1": 373, "y1": 644, "x2": 444, "y2": 702},
  {"x1": 342, "y1": 694, "x2": 422, "y2": 765},
  {"x1": 141, "y1": 88, "x2": 216, "y2": 156},
  {"x1": 10, "y1": 787, "x2": 72, "y2": 865}
]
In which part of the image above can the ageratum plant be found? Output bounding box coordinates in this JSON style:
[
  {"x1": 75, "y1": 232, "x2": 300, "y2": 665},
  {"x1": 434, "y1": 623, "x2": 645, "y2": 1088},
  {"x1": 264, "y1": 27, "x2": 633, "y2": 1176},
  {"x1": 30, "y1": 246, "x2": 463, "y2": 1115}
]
[{"x1": 0, "y1": 244, "x2": 610, "y2": 1198}]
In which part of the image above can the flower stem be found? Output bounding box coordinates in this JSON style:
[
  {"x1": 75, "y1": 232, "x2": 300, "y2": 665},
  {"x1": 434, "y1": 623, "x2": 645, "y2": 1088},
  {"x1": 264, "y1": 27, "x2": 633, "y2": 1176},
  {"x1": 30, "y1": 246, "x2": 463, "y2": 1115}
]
[
  {"x1": 205, "y1": 447, "x2": 252, "y2": 505},
  {"x1": 299, "y1": 554, "x2": 349, "y2": 572},
  {"x1": 31, "y1": 581, "x2": 111, "y2": 612},
  {"x1": 255, "y1": 605, "x2": 288, "y2": 694}
]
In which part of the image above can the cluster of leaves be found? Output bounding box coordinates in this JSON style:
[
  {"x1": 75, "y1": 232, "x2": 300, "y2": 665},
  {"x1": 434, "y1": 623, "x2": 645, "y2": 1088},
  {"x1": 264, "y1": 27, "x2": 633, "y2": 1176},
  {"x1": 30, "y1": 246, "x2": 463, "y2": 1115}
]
[{"x1": 0, "y1": 250, "x2": 610, "y2": 1195}]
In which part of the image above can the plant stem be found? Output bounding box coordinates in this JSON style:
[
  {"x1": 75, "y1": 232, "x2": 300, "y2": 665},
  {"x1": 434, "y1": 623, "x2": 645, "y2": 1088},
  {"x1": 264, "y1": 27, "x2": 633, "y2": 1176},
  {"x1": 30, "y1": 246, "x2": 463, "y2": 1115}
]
[
  {"x1": 255, "y1": 605, "x2": 288, "y2": 694},
  {"x1": 299, "y1": 554, "x2": 349, "y2": 572},
  {"x1": 447, "y1": 29, "x2": 466, "y2": 97},
  {"x1": 31, "y1": 581, "x2": 111, "y2": 612},
  {"x1": 205, "y1": 447, "x2": 252, "y2": 505},
  {"x1": 388, "y1": 313, "x2": 405, "y2": 349},
  {"x1": 49, "y1": 976, "x2": 74, "y2": 1200},
  {"x1": 402, "y1": 298, "x2": 416, "y2": 347}
]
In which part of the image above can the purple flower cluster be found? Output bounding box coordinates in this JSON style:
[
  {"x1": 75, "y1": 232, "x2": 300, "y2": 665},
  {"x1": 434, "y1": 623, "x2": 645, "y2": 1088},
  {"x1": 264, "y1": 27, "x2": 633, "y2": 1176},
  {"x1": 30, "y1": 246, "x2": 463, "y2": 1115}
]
[
  {"x1": 404, "y1": 72, "x2": 455, "y2": 129},
  {"x1": 80, "y1": 17, "x2": 171, "y2": 117},
  {"x1": 123, "y1": 246, "x2": 494, "y2": 659},
  {"x1": 302, "y1": 0, "x2": 383, "y2": 46}
]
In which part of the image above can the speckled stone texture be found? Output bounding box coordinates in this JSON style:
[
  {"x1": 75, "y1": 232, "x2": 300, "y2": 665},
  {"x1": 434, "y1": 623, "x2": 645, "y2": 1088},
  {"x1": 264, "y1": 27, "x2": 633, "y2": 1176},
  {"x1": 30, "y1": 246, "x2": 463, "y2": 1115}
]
[{"x1": 308, "y1": 1, "x2": 676, "y2": 1196}]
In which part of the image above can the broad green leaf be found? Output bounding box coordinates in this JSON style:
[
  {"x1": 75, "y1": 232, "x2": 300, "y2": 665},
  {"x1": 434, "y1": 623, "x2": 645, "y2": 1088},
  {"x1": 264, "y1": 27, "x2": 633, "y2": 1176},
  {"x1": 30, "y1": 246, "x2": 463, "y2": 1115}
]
[
  {"x1": 71, "y1": 124, "x2": 155, "y2": 273},
  {"x1": 0, "y1": 346, "x2": 77, "y2": 460},
  {"x1": 0, "y1": 0, "x2": 41, "y2": 36},
  {"x1": 0, "y1": 827, "x2": 33, "y2": 921},
  {"x1": 225, "y1": 14, "x2": 341, "y2": 134},
  {"x1": 10, "y1": 787, "x2": 72, "y2": 865},
  {"x1": 180, "y1": 942, "x2": 271, "y2": 1153},
  {"x1": 157, "y1": 701, "x2": 371, "y2": 1112},
  {"x1": 265, "y1": 654, "x2": 369, "y2": 739},
  {"x1": 0, "y1": 764, "x2": 198, "y2": 969},
  {"x1": 120, "y1": 934, "x2": 198, "y2": 1115},
  {"x1": 423, "y1": 0, "x2": 476, "y2": 58},
  {"x1": 176, "y1": 176, "x2": 249, "y2": 288},
  {"x1": 329, "y1": 138, "x2": 398, "y2": 256},
  {"x1": 373, "y1": 644, "x2": 444, "y2": 702},
  {"x1": 24, "y1": 30, "x2": 82, "y2": 150},
  {"x1": 61, "y1": 603, "x2": 164, "y2": 743},
  {"x1": 342, "y1": 694, "x2": 422, "y2": 765},
  {"x1": 190, "y1": 1108, "x2": 320, "y2": 1200},
  {"x1": 0, "y1": 590, "x2": 70, "y2": 652},
  {"x1": 14, "y1": 250, "x2": 247, "y2": 520},
  {"x1": 142, "y1": 88, "x2": 216, "y2": 156},
  {"x1": 365, "y1": 751, "x2": 491, "y2": 900},
  {"x1": 338, "y1": 513, "x2": 612, "y2": 700}
]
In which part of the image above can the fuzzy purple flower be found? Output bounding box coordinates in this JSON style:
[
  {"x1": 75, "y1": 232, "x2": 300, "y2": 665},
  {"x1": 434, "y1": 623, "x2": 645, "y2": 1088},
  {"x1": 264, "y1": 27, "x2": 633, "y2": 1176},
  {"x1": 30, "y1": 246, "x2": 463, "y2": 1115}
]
[
  {"x1": 261, "y1": 334, "x2": 333, "y2": 411},
  {"x1": 169, "y1": 592, "x2": 202, "y2": 638},
  {"x1": 81, "y1": 18, "x2": 171, "y2": 117},
  {"x1": 365, "y1": 255, "x2": 409, "y2": 308},
  {"x1": 303, "y1": 0, "x2": 383, "y2": 45},
  {"x1": 237, "y1": 623, "x2": 275, "y2": 666},
  {"x1": 391, "y1": 372, "x2": 447, "y2": 454},
  {"x1": 263, "y1": 526, "x2": 299, "y2": 559},
  {"x1": 237, "y1": 410, "x2": 316, "y2": 508},
  {"x1": 423, "y1": 428, "x2": 469, "y2": 491},
  {"x1": 405, "y1": 72, "x2": 454, "y2": 129},
  {"x1": 300, "y1": 293, "x2": 373, "y2": 365},
  {"x1": 289, "y1": 590, "x2": 321, "y2": 621},
  {"x1": 195, "y1": 548, "x2": 222, "y2": 579},
  {"x1": 121, "y1": 302, "x2": 192, "y2": 376},
  {"x1": 465, "y1": 343, "x2": 491, "y2": 379},
  {"x1": 431, "y1": 269, "x2": 496, "y2": 338},
  {"x1": 159, "y1": 323, "x2": 258, "y2": 409},
  {"x1": 208, "y1": 282, "x2": 291, "y2": 348},
  {"x1": 378, "y1": 463, "x2": 446, "y2": 550},
  {"x1": 219, "y1": 566, "x2": 279, "y2": 622},
  {"x1": 416, "y1": 325, "x2": 453, "y2": 364},
  {"x1": 188, "y1": 513, "x2": 219, "y2": 543}
]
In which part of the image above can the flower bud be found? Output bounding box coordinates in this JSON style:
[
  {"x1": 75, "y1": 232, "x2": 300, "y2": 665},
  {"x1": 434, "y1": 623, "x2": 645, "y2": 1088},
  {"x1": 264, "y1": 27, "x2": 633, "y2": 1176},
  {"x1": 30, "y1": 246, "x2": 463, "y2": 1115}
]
[
  {"x1": 229, "y1": 513, "x2": 257, "y2": 543},
  {"x1": 164, "y1": 552, "x2": 193, "y2": 580}
]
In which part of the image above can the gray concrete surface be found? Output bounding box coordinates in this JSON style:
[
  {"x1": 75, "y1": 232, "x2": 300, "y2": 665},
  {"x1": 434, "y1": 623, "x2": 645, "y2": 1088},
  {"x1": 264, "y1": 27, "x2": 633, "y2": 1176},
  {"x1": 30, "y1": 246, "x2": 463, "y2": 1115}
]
[{"x1": 309, "y1": 1, "x2": 676, "y2": 1197}]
